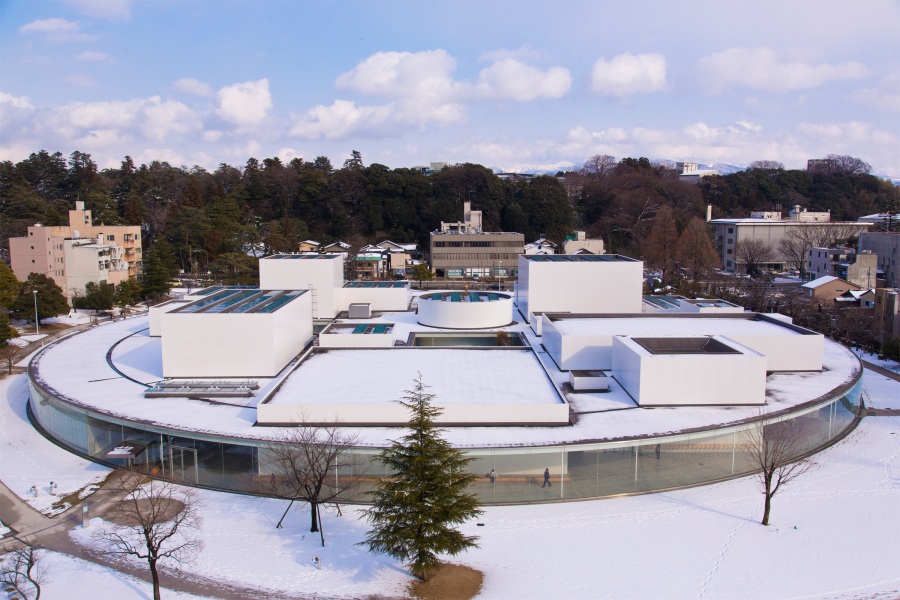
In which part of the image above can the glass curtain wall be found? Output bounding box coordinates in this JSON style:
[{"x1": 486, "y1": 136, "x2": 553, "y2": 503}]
[{"x1": 27, "y1": 378, "x2": 862, "y2": 504}]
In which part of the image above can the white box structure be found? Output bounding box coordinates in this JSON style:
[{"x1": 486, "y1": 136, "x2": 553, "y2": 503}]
[
  {"x1": 341, "y1": 282, "x2": 410, "y2": 312},
  {"x1": 318, "y1": 322, "x2": 396, "y2": 348},
  {"x1": 517, "y1": 254, "x2": 643, "y2": 320},
  {"x1": 611, "y1": 336, "x2": 766, "y2": 406},
  {"x1": 160, "y1": 289, "x2": 312, "y2": 378},
  {"x1": 259, "y1": 254, "x2": 343, "y2": 318},
  {"x1": 542, "y1": 314, "x2": 823, "y2": 372}
]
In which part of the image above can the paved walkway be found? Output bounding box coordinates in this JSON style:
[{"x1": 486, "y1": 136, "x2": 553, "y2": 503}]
[
  {"x1": 1, "y1": 470, "x2": 327, "y2": 599},
  {"x1": 862, "y1": 359, "x2": 900, "y2": 383}
]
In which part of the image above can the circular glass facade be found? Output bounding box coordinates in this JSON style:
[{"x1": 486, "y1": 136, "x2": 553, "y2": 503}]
[{"x1": 27, "y1": 366, "x2": 861, "y2": 505}]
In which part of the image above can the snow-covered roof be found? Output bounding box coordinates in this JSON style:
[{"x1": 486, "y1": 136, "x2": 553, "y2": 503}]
[
  {"x1": 29, "y1": 310, "x2": 861, "y2": 449},
  {"x1": 802, "y1": 275, "x2": 843, "y2": 289}
]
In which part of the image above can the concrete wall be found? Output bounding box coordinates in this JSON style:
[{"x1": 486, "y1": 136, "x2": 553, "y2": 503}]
[
  {"x1": 518, "y1": 256, "x2": 643, "y2": 319},
  {"x1": 341, "y1": 285, "x2": 410, "y2": 312},
  {"x1": 148, "y1": 300, "x2": 190, "y2": 336},
  {"x1": 318, "y1": 328, "x2": 396, "y2": 348},
  {"x1": 611, "y1": 336, "x2": 767, "y2": 406},
  {"x1": 160, "y1": 292, "x2": 312, "y2": 377},
  {"x1": 259, "y1": 256, "x2": 343, "y2": 317},
  {"x1": 257, "y1": 399, "x2": 569, "y2": 426},
  {"x1": 418, "y1": 294, "x2": 513, "y2": 329}
]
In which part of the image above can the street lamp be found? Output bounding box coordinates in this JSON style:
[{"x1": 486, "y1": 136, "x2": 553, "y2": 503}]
[{"x1": 32, "y1": 289, "x2": 39, "y2": 336}]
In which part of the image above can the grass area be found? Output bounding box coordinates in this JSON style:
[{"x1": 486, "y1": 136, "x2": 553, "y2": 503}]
[{"x1": 409, "y1": 563, "x2": 484, "y2": 600}]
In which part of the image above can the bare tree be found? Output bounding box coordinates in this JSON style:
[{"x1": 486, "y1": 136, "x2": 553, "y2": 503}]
[
  {"x1": 824, "y1": 154, "x2": 872, "y2": 176},
  {"x1": 259, "y1": 424, "x2": 361, "y2": 546},
  {"x1": 93, "y1": 474, "x2": 202, "y2": 600},
  {"x1": 676, "y1": 217, "x2": 720, "y2": 280},
  {"x1": 0, "y1": 540, "x2": 47, "y2": 600},
  {"x1": 741, "y1": 419, "x2": 814, "y2": 526},
  {"x1": 778, "y1": 224, "x2": 860, "y2": 278},
  {"x1": 748, "y1": 160, "x2": 784, "y2": 170},
  {"x1": 735, "y1": 239, "x2": 776, "y2": 275},
  {"x1": 580, "y1": 154, "x2": 617, "y2": 181},
  {"x1": 642, "y1": 204, "x2": 679, "y2": 283}
]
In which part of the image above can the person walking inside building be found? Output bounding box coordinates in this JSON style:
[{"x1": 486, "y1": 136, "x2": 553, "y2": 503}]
[
  {"x1": 488, "y1": 469, "x2": 497, "y2": 483},
  {"x1": 542, "y1": 468, "x2": 551, "y2": 488}
]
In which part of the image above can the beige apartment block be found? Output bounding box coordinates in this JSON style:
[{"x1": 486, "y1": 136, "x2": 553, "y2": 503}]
[{"x1": 9, "y1": 200, "x2": 142, "y2": 302}]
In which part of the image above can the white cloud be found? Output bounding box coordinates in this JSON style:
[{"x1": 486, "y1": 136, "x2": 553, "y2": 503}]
[
  {"x1": 141, "y1": 96, "x2": 199, "y2": 142},
  {"x1": 590, "y1": 53, "x2": 667, "y2": 97},
  {"x1": 697, "y1": 47, "x2": 871, "y2": 94},
  {"x1": 66, "y1": 0, "x2": 132, "y2": 20},
  {"x1": 20, "y1": 18, "x2": 79, "y2": 34},
  {"x1": 75, "y1": 51, "x2": 111, "y2": 61},
  {"x1": 216, "y1": 79, "x2": 272, "y2": 127},
  {"x1": 203, "y1": 130, "x2": 224, "y2": 142},
  {"x1": 797, "y1": 121, "x2": 894, "y2": 144},
  {"x1": 851, "y1": 71, "x2": 900, "y2": 112},
  {"x1": 479, "y1": 46, "x2": 544, "y2": 63},
  {"x1": 0, "y1": 92, "x2": 33, "y2": 110},
  {"x1": 336, "y1": 50, "x2": 460, "y2": 99},
  {"x1": 174, "y1": 78, "x2": 214, "y2": 97},
  {"x1": 19, "y1": 18, "x2": 92, "y2": 42},
  {"x1": 475, "y1": 59, "x2": 571, "y2": 101},
  {"x1": 41, "y1": 96, "x2": 200, "y2": 148},
  {"x1": 294, "y1": 49, "x2": 571, "y2": 140}
]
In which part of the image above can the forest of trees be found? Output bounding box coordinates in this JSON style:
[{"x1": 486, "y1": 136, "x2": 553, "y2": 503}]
[{"x1": 1, "y1": 150, "x2": 896, "y2": 290}]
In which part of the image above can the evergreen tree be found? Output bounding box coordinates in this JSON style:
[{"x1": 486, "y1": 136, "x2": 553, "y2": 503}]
[
  {"x1": 141, "y1": 240, "x2": 178, "y2": 299},
  {"x1": 362, "y1": 374, "x2": 482, "y2": 582},
  {"x1": 0, "y1": 262, "x2": 20, "y2": 309},
  {"x1": 12, "y1": 273, "x2": 69, "y2": 324}
]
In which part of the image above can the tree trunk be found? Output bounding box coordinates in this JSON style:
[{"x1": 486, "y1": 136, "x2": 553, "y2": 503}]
[
  {"x1": 761, "y1": 490, "x2": 772, "y2": 526},
  {"x1": 309, "y1": 500, "x2": 319, "y2": 533},
  {"x1": 149, "y1": 558, "x2": 161, "y2": 600}
]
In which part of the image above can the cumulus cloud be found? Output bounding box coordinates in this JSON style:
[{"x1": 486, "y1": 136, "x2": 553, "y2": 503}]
[
  {"x1": 475, "y1": 59, "x2": 571, "y2": 101},
  {"x1": 41, "y1": 96, "x2": 200, "y2": 148},
  {"x1": 0, "y1": 92, "x2": 33, "y2": 110},
  {"x1": 294, "y1": 49, "x2": 571, "y2": 140},
  {"x1": 697, "y1": 47, "x2": 871, "y2": 94},
  {"x1": 590, "y1": 53, "x2": 667, "y2": 97},
  {"x1": 67, "y1": 0, "x2": 132, "y2": 19},
  {"x1": 174, "y1": 78, "x2": 214, "y2": 97},
  {"x1": 216, "y1": 79, "x2": 272, "y2": 127},
  {"x1": 19, "y1": 18, "x2": 93, "y2": 42}
]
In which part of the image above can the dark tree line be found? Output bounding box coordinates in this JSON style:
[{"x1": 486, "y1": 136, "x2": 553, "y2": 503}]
[{"x1": 2, "y1": 150, "x2": 893, "y2": 288}]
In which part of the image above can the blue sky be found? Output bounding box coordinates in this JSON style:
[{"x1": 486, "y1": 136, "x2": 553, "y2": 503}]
[{"x1": 1, "y1": 0, "x2": 898, "y2": 175}]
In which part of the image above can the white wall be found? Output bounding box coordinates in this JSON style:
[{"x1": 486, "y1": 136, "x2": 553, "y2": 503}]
[
  {"x1": 160, "y1": 292, "x2": 312, "y2": 377},
  {"x1": 341, "y1": 285, "x2": 410, "y2": 312},
  {"x1": 257, "y1": 400, "x2": 569, "y2": 425},
  {"x1": 611, "y1": 336, "x2": 767, "y2": 406},
  {"x1": 418, "y1": 294, "x2": 513, "y2": 329},
  {"x1": 543, "y1": 316, "x2": 823, "y2": 372},
  {"x1": 518, "y1": 256, "x2": 643, "y2": 319},
  {"x1": 148, "y1": 300, "x2": 190, "y2": 336},
  {"x1": 318, "y1": 329, "x2": 395, "y2": 348},
  {"x1": 259, "y1": 256, "x2": 343, "y2": 317}
]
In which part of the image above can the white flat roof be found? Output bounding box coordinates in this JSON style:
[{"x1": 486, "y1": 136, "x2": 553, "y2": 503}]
[
  {"x1": 548, "y1": 315, "x2": 810, "y2": 337},
  {"x1": 272, "y1": 349, "x2": 559, "y2": 407}
]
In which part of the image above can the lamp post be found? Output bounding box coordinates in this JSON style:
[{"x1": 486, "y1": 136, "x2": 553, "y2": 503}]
[{"x1": 32, "y1": 289, "x2": 39, "y2": 336}]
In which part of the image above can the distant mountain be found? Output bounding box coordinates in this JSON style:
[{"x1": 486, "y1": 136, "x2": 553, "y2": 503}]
[{"x1": 700, "y1": 163, "x2": 745, "y2": 175}]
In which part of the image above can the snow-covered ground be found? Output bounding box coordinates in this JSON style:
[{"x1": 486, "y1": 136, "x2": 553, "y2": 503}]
[
  {"x1": 0, "y1": 551, "x2": 213, "y2": 600},
  {"x1": 3, "y1": 370, "x2": 899, "y2": 599},
  {"x1": 852, "y1": 347, "x2": 900, "y2": 374},
  {"x1": 0, "y1": 375, "x2": 111, "y2": 514}
]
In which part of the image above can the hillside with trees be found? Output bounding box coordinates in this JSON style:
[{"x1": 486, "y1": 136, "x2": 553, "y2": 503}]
[{"x1": 1, "y1": 150, "x2": 895, "y2": 291}]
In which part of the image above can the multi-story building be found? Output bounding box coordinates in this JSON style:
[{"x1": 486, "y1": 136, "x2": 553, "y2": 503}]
[
  {"x1": 710, "y1": 206, "x2": 871, "y2": 273},
  {"x1": 873, "y1": 287, "x2": 899, "y2": 344},
  {"x1": 807, "y1": 248, "x2": 879, "y2": 287},
  {"x1": 858, "y1": 232, "x2": 900, "y2": 288},
  {"x1": 429, "y1": 201, "x2": 524, "y2": 278},
  {"x1": 9, "y1": 201, "x2": 141, "y2": 302}
]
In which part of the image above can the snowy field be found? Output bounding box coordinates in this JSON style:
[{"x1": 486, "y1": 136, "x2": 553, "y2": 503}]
[
  {"x1": 2, "y1": 370, "x2": 899, "y2": 599},
  {"x1": 852, "y1": 347, "x2": 900, "y2": 374}
]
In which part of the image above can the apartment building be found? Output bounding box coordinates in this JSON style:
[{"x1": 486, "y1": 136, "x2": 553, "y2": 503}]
[
  {"x1": 429, "y1": 201, "x2": 524, "y2": 278},
  {"x1": 9, "y1": 201, "x2": 142, "y2": 301}
]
